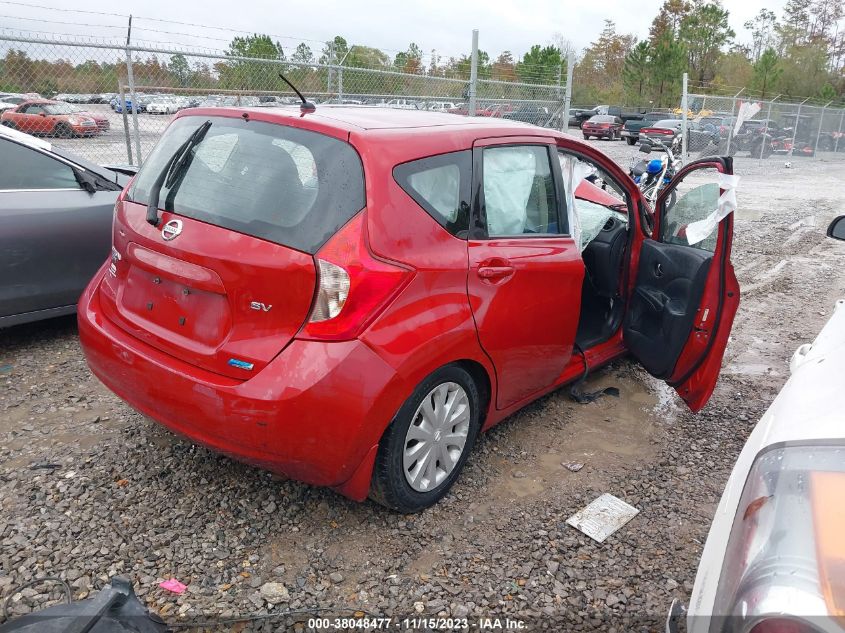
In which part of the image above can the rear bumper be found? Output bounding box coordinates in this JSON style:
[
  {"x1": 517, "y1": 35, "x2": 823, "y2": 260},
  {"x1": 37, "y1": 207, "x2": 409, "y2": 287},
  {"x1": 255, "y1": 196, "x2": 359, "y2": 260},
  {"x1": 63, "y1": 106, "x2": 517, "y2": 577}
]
[
  {"x1": 620, "y1": 129, "x2": 637, "y2": 137},
  {"x1": 78, "y1": 267, "x2": 402, "y2": 498}
]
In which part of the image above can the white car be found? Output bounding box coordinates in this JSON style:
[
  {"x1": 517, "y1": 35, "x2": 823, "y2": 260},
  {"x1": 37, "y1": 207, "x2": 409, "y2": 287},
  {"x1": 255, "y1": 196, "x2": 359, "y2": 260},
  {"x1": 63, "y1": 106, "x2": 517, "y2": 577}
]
[
  {"x1": 422, "y1": 101, "x2": 458, "y2": 112},
  {"x1": 671, "y1": 214, "x2": 845, "y2": 633},
  {"x1": 0, "y1": 94, "x2": 26, "y2": 112},
  {"x1": 384, "y1": 98, "x2": 420, "y2": 110},
  {"x1": 145, "y1": 98, "x2": 180, "y2": 114}
]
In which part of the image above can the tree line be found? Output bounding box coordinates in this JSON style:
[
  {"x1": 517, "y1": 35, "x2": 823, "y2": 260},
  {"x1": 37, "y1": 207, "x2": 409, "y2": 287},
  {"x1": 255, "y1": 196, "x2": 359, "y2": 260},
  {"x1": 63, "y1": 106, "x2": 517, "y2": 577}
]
[{"x1": 1, "y1": 0, "x2": 842, "y2": 107}]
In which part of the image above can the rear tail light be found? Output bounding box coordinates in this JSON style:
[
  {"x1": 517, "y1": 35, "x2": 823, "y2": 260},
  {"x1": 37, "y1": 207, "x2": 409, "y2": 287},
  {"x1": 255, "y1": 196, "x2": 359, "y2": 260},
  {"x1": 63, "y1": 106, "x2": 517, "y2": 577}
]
[
  {"x1": 310, "y1": 260, "x2": 350, "y2": 321},
  {"x1": 300, "y1": 212, "x2": 413, "y2": 341}
]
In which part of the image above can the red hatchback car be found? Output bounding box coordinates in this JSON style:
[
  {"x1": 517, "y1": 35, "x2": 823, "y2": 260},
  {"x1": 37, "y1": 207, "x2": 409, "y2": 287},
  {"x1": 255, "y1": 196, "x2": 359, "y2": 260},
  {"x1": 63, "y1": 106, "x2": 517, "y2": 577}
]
[
  {"x1": 0, "y1": 99, "x2": 99, "y2": 137},
  {"x1": 78, "y1": 106, "x2": 739, "y2": 512}
]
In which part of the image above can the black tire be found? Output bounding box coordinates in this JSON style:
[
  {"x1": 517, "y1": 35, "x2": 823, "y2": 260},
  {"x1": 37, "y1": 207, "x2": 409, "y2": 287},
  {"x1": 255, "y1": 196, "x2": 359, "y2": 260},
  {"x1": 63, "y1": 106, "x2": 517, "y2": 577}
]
[
  {"x1": 583, "y1": 134, "x2": 590, "y2": 140},
  {"x1": 54, "y1": 123, "x2": 73, "y2": 138},
  {"x1": 626, "y1": 137, "x2": 636, "y2": 145},
  {"x1": 1, "y1": 120, "x2": 15, "y2": 129},
  {"x1": 370, "y1": 364, "x2": 481, "y2": 513}
]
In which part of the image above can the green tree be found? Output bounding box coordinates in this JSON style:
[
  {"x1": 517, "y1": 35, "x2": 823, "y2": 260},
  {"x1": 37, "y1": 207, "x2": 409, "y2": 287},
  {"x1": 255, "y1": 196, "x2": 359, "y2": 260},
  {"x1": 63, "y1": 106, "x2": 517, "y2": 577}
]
[
  {"x1": 577, "y1": 21, "x2": 636, "y2": 102},
  {"x1": 777, "y1": 0, "x2": 813, "y2": 49},
  {"x1": 818, "y1": 81, "x2": 837, "y2": 99},
  {"x1": 319, "y1": 35, "x2": 349, "y2": 65},
  {"x1": 751, "y1": 47, "x2": 783, "y2": 97},
  {"x1": 517, "y1": 44, "x2": 562, "y2": 84},
  {"x1": 169, "y1": 53, "x2": 191, "y2": 87},
  {"x1": 394, "y1": 43, "x2": 424, "y2": 74},
  {"x1": 221, "y1": 34, "x2": 285, "y2": 90},
  {"x1": 623, "y1": 41, "x2": 651, "y2": 102},
  {"x1": 680, "y1": 3, "x2": 735, "y2": 83},
  {"x1": 649, "y1": 32, "x2": 687, "y2": 106},
  {"x1": 744, "y1": 9, "x2": 779, "y2": 62},
  {"x1": 649, "y1": 0, "x2": 691, "y2": 43},
  {"x1": 292, "y1": 43, "x2": 314, "y2": 64}
]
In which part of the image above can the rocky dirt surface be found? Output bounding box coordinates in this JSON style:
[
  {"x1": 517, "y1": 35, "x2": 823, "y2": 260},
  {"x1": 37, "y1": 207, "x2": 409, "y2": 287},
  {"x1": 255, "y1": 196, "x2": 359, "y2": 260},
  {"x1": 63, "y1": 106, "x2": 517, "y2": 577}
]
[{"x1": 1, "y1": 145, "x2": 843, "y2": 632}]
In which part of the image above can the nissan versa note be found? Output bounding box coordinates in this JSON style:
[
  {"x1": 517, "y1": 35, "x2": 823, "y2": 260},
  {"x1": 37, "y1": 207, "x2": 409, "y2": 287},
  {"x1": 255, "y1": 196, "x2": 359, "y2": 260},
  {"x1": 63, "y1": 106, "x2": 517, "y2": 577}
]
[{"x1": 78, "y1": 104, "x2": 740, "y2": 512}]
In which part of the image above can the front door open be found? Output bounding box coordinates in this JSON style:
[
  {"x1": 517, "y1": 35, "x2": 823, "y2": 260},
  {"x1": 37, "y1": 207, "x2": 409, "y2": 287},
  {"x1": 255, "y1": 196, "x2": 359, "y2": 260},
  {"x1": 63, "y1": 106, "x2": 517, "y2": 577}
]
[{"x1": 624, "y1": 157, "x2": 740, "y2": 412}]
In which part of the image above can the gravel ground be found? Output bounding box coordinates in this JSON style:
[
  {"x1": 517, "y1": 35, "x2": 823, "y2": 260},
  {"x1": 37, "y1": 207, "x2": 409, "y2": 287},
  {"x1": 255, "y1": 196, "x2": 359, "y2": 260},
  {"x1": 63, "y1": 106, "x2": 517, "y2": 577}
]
[{"x1": 1, "y1": 135, "x2": 844, "y2": 631}]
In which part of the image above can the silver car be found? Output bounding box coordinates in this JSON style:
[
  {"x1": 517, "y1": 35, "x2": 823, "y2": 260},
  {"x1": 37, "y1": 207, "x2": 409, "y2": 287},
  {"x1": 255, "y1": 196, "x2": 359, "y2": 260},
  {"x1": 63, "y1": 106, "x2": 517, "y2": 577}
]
[{"x1": 0, "y1": 126, "x2": 135, "y2": 327}]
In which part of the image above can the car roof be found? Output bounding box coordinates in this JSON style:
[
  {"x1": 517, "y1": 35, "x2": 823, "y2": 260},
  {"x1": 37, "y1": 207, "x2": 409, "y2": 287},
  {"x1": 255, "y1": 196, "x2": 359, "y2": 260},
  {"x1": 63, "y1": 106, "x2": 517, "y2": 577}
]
[{"x1": 181, "y1": 104, "x2": 536, "y2": 134}]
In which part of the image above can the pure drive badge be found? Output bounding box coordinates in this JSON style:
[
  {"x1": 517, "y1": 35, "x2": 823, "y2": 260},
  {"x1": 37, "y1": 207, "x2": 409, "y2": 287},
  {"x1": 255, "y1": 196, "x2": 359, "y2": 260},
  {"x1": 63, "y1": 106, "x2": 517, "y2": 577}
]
[{"x1": 227, "y1": 358, "x2": 254, "y2": 371}]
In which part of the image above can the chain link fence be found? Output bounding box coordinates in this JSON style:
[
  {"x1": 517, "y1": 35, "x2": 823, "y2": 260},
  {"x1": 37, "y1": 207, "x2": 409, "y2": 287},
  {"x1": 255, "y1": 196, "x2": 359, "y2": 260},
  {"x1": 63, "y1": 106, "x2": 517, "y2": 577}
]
[
  {"x1": 679, "y1": 88, "x2": 845, "y2": 162},
  {"x1": 0, "y1": 31, "x2": 569, "y2": 166}
]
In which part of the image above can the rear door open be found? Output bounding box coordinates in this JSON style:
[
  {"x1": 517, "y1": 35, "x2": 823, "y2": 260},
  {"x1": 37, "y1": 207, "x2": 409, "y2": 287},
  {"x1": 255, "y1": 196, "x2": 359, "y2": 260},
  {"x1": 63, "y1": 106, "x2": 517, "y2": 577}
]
[
  {"x1": 624, "y1": 157, "x2": 740, "y2": 411},
  {"x1": 100, "y1": 113, "x2": 365, "y2": 379}
]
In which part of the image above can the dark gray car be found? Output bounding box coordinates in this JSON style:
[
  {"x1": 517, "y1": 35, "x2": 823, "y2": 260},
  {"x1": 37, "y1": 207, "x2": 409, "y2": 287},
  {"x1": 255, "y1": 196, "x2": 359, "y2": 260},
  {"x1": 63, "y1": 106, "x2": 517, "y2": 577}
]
[{"x1": 0, "y1": 127, "x2": 135, "y2": 327}]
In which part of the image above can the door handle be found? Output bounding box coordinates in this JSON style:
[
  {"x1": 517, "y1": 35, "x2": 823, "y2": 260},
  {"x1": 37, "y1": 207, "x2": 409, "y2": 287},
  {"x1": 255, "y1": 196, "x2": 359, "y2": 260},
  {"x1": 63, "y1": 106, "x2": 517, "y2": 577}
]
[{"x1": 477, "y1": 265, "x2": 515, "y2": 280}]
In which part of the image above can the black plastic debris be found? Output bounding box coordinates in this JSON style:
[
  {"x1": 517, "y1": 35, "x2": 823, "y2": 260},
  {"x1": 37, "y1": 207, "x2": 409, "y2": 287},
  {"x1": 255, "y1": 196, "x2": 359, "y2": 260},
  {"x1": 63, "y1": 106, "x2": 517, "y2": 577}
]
[{"x1": 0, "y1": 577, "x2": 167, "y2": 633}]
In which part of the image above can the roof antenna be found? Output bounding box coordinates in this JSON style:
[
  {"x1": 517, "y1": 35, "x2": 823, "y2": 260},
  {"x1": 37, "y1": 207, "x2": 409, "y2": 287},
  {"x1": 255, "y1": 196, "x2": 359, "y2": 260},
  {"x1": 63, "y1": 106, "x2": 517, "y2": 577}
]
[{"x1": 278, "y1": 72, "x2": 316, "y2": 112}]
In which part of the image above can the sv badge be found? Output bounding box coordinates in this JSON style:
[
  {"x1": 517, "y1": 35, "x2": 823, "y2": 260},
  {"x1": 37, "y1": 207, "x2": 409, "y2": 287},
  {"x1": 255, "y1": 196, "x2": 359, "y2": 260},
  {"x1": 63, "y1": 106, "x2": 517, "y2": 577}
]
[{"x1": 249, "y1": 301, "x2": 273, "y2": 312}]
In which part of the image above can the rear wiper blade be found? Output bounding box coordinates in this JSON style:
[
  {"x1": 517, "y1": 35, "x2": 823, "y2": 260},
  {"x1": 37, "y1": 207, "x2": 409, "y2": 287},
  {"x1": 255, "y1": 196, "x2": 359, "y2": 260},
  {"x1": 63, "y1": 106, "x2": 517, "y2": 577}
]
[{"x1": 146, "y1": 120, "x2": 212, "y2": 227}]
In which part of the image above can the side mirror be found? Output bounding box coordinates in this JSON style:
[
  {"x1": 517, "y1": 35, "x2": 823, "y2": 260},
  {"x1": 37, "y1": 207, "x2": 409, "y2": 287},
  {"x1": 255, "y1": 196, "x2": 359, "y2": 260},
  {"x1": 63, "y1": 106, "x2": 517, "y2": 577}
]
[
  {"x1": 639, "y1": 142, "x2": 652, "y2": 154},
  {"x1": 827, "y1": 215, "x2": 845, "y2": 241}
]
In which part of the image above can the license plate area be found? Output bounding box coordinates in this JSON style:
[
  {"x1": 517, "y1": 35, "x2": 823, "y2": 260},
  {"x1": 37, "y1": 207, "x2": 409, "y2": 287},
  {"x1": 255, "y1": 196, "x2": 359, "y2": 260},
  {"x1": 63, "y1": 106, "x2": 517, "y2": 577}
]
[{"x1": 119, "y1": 265, "x2": 231, "y2": 352}]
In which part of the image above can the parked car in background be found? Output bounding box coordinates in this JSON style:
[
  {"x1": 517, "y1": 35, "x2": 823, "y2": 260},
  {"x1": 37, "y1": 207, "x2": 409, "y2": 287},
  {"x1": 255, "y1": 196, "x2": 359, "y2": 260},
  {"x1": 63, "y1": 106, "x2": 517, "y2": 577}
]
[
  {"x1": 68, "y1": 104, "x2": 110, "y2": 131},
  {"x1": 0, "y1": 94, "x2": 28, "y2": 112},
  {"x1": 78, "y1": 105, "x2": 739, "y2": 513},
  {"x1": 420, "y1": 101, "x2": 459, "y2": 112},
  {"x1": 385, "y1": 98, "x2": 420, "y2": 110},
  {"x1": 582, "y1": 114, "x2": 624, "y2": 140},
  {"x1": 446, "y1": 103, "x2": 488, "y2": 116},
  {"x1": 198, "y1": 95, "x2": 239, "y2": 108},
  {"x1": 0, "y1": 100, "x2": 100, "y2": 137},
  {"x1": 484, "y1": 103, "x2": 515, "y2": 117},
  {"x1": 0, "y1": 125, "x2": 134, "y2": 328},
  {"x1": 568, "y1": 107, "x2": 592, "y2": 127},
  {"x1": 574, "y1": 105, "x2": 646, "y2": 127},
  {"x1": 676, "y1": 215, "x2": 845, "y2": 633},
  {"x1": 146, "y1": 97, "x2": 182, "y2": 115},
  {"x1": 639, "y1": 118, "x2": 685, "y2": 148},
  {"x1": 621, "y1": 111, "x2": 674, "y2": 145},
  {"x1": 501, "y1": 104, "x2": 551, "y2": 125}
]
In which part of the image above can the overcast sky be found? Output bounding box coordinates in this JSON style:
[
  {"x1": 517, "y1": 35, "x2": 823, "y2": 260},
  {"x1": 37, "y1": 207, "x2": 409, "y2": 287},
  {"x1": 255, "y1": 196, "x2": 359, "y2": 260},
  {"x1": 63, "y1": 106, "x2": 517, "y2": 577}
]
[{"x1": 1, "y1": 0, "x2": 789, "y2": 60}]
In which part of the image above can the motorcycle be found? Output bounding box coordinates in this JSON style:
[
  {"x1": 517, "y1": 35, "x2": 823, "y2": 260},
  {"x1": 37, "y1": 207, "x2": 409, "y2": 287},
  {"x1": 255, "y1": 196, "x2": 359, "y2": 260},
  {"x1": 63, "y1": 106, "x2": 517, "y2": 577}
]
[{"x1": 629, "y1": 135, "x2": 681, "y2": 205}]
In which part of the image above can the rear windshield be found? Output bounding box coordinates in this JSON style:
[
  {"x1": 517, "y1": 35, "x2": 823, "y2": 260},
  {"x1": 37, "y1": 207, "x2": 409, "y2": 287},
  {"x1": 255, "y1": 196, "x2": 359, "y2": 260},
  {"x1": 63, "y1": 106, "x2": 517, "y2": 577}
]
[
  {"x1": 589, "y1": 115, "x2": 615, "y2": 122},
  {"x1": 129, "y1": 115, "x2": 365, "y2": 254}
]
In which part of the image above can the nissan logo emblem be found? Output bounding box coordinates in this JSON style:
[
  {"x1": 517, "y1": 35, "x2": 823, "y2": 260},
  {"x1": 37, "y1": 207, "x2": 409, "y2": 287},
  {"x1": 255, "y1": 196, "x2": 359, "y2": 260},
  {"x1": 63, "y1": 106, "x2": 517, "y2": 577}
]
[{"x1": 161, "y1": 219, "x2": 183, "y2": 241}]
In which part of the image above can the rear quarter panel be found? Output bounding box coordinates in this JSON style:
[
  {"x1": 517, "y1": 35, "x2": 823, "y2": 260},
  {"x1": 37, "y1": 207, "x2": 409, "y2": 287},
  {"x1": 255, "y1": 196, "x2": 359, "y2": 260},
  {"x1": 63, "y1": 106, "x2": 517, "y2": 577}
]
[{"x1": 354, "y1": 131, "x2": 497, "y2": 431}]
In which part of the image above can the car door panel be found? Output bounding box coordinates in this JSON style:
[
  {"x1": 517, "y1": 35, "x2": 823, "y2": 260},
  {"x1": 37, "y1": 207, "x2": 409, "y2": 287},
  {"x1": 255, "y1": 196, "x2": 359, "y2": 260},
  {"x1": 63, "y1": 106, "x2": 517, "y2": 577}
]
[
  {"x1": 466, "y1": 138, "x2": 584, "y2": 410},
  {"x1": 468, "y1": 238, "x2": 583, "y2": 409},
  {"x1": 624, "y1": 157, "x2": 739, "y2": 412},
  {"x1": 624, "y1": 240, "x2": 711, "y2": 378},
  {"x1": 0, "y1": 190, "x2": 116, "y2": 318}
]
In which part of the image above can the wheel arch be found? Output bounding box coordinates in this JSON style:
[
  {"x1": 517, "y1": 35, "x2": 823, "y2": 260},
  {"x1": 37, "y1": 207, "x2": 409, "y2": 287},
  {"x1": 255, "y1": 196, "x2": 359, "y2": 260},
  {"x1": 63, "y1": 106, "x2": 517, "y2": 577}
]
[{"x1": 333, "y1": 356, "x2": 495, "y2": 504}]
